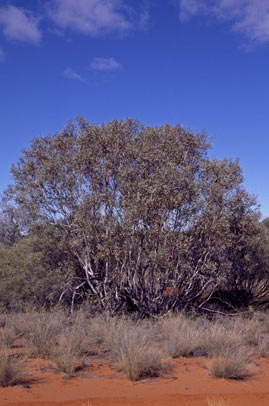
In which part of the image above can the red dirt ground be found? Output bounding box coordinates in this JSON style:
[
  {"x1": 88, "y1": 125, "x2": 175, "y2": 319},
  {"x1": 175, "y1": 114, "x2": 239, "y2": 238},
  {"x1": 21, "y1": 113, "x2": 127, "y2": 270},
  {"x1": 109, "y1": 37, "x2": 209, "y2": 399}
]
[{"x1": 1, "y1": 355, "x2": 269, "y2": 406}]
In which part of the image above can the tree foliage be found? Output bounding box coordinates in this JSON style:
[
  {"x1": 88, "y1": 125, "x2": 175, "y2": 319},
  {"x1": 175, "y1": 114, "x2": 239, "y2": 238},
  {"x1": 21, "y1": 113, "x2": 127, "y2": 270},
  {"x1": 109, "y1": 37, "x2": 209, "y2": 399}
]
[
  {"x1": 0, "y1": 223, "x2": 77, "y2": 311},
  {"x1": 262, "y1": 217, "x2": 269, "y2": 229},
  {"x1": 5, "y1": 118, "x2": 269, "y2": 315}
]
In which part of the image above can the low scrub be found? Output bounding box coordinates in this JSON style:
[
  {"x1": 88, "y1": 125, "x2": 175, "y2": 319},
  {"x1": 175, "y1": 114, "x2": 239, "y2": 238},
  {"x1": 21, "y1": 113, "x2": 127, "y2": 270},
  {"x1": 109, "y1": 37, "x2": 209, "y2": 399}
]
[{"x1": 1, "y1": 309, "x2": 268, "y2": 384}]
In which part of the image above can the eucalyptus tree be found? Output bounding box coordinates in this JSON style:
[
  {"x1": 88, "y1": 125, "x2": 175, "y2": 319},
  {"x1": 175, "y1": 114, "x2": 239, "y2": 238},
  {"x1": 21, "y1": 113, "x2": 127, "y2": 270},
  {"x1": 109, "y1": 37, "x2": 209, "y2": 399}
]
[{"x1": 8, "y1": 118, "x2": 268, "y2": 314}]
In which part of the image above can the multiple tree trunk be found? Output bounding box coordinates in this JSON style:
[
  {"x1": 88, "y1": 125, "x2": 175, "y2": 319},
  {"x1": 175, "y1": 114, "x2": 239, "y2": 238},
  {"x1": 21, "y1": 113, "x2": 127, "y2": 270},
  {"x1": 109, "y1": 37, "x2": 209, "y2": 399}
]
[{"x1": 6, "y1": 118, "x2": 269, "y2": 315}]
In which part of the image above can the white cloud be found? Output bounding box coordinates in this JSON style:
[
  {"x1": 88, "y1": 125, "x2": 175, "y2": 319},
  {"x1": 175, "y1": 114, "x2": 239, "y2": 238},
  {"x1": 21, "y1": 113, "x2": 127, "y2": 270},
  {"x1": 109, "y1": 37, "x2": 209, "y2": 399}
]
[
  {"x1": 90, "y1": 57, "x2": 121, "y2": 71},
  {"x1": 0, "y1": 5, "x2": 41, "y2": 44},
  {"x1": 177, "y1": 0, "x2": 269, "y2": 44},
  {"x1": 63, "y1": 67, "x2": 85, "y2": 81},
  {"x1": 0, "y1": 47, "x2": 4, "y2": 61},
  {"x1": 47, "y1": 0, "x2": 133, "y2": 36}
]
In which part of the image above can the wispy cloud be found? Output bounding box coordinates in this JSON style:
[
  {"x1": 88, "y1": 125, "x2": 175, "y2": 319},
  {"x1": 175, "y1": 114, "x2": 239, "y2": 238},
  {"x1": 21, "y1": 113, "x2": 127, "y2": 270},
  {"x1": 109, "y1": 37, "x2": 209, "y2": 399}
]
[
  {"x1": 0, "y1": 47, "x2": 4, "y2": 61},
  {"x1": 0, "y1": 5, "x2": 41, "y2": 44},
  {"x1": 90, "y1": 57, "x2": 121, "y2": 71},
  {"x1": 177, "y1": 0, "x2": 269, "y2": 44},
  {"x1": 137, "y1": 1, "x2": 152, "y2": 30},
  {"x1": 63, "y1": 67, "x2": 85, "y2": 82},
  {"x1": 47, "y1": 0, "x2": 133, "y2": 36},
  {"x1": 178, "y1": 0, "x2": 204, "y2": 22}
]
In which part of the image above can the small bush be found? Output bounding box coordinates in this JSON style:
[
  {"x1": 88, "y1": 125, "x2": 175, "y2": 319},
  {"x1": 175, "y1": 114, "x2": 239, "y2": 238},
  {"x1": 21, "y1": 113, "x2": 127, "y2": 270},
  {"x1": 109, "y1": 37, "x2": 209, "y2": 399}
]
[{"x1": 0, "y1": 346, "x2": 25, "y2": 387}]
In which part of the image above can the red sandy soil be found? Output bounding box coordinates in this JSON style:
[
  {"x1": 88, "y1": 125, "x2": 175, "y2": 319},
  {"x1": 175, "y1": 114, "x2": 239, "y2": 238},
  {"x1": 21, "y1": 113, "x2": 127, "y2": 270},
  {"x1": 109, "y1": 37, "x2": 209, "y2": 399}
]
[{"x1": 1, "y1": 355, "x2": 269, "y2": 406}]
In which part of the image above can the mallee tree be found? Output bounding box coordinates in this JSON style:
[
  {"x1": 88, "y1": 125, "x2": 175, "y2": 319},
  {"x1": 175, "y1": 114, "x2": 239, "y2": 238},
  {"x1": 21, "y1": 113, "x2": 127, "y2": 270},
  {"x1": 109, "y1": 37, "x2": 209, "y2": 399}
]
[{"x1": 6, "y1": 118, "x2": 269, "y2": 315}]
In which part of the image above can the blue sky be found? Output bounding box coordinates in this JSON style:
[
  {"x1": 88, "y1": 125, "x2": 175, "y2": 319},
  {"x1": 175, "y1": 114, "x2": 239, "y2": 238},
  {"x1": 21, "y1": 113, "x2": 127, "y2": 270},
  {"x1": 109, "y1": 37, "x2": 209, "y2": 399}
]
[{"x1": 0, "y1": 0, "x2": 269, "y2": 216}]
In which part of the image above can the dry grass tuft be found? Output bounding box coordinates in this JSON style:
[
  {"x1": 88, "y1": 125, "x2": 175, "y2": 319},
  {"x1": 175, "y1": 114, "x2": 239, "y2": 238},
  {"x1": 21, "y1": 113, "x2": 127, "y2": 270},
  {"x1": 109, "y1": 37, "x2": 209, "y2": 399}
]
[
  {"x1": 5, "y1": 310, "x2": 42, "y2": 339},
  {"x1": 200, "y1": 322, "x2": 242, "y2": 358},
  {"x1": 207, "y1": 397, "x2": 230, "y2": 406},
  {"x1": 158, "y1": 314, "x2": 203, "y2": 358},
  {"x1": 0, "y1": 314, "x2": 7, "y2": 328},
  {"x1": 0, "y1": 345, "x2": 25, "y2": 387},
  {"x1": 232, "y1": 317, "x2": 262, "y2": 347},
  {"x1": 49, "y1": 310, "x2": 91, "y2": 375},
  {"x1": 258, "y1": 335, "x2": 269, "y2": 357},
  {"x1": 52, "y1": 334, "x2": 86, "y2": 375},
  {"x1": 158, "y1": 314, "x2": 243, "y2": 359},
  {"x1": 111, "y1": 322, "x2": 164, "y2": 381},
  {"x1": 0, "y1": 326, "x2": 18, "y2": 348},
  {"x1": 24, "y1": 310, "x2": 66, "y2": 358},
  {"x1": 52, "y1": 323, "x2": 88, "y2": 375},
  {"x1": 87, "y1": 315, "x2": 132, "y2": 351},
  {"x1": 83, "y1": 315, "x2": 164, "y2": 381},
  {"x1": 208, "y1": 351, "x2": 251, "y2": 380}
]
